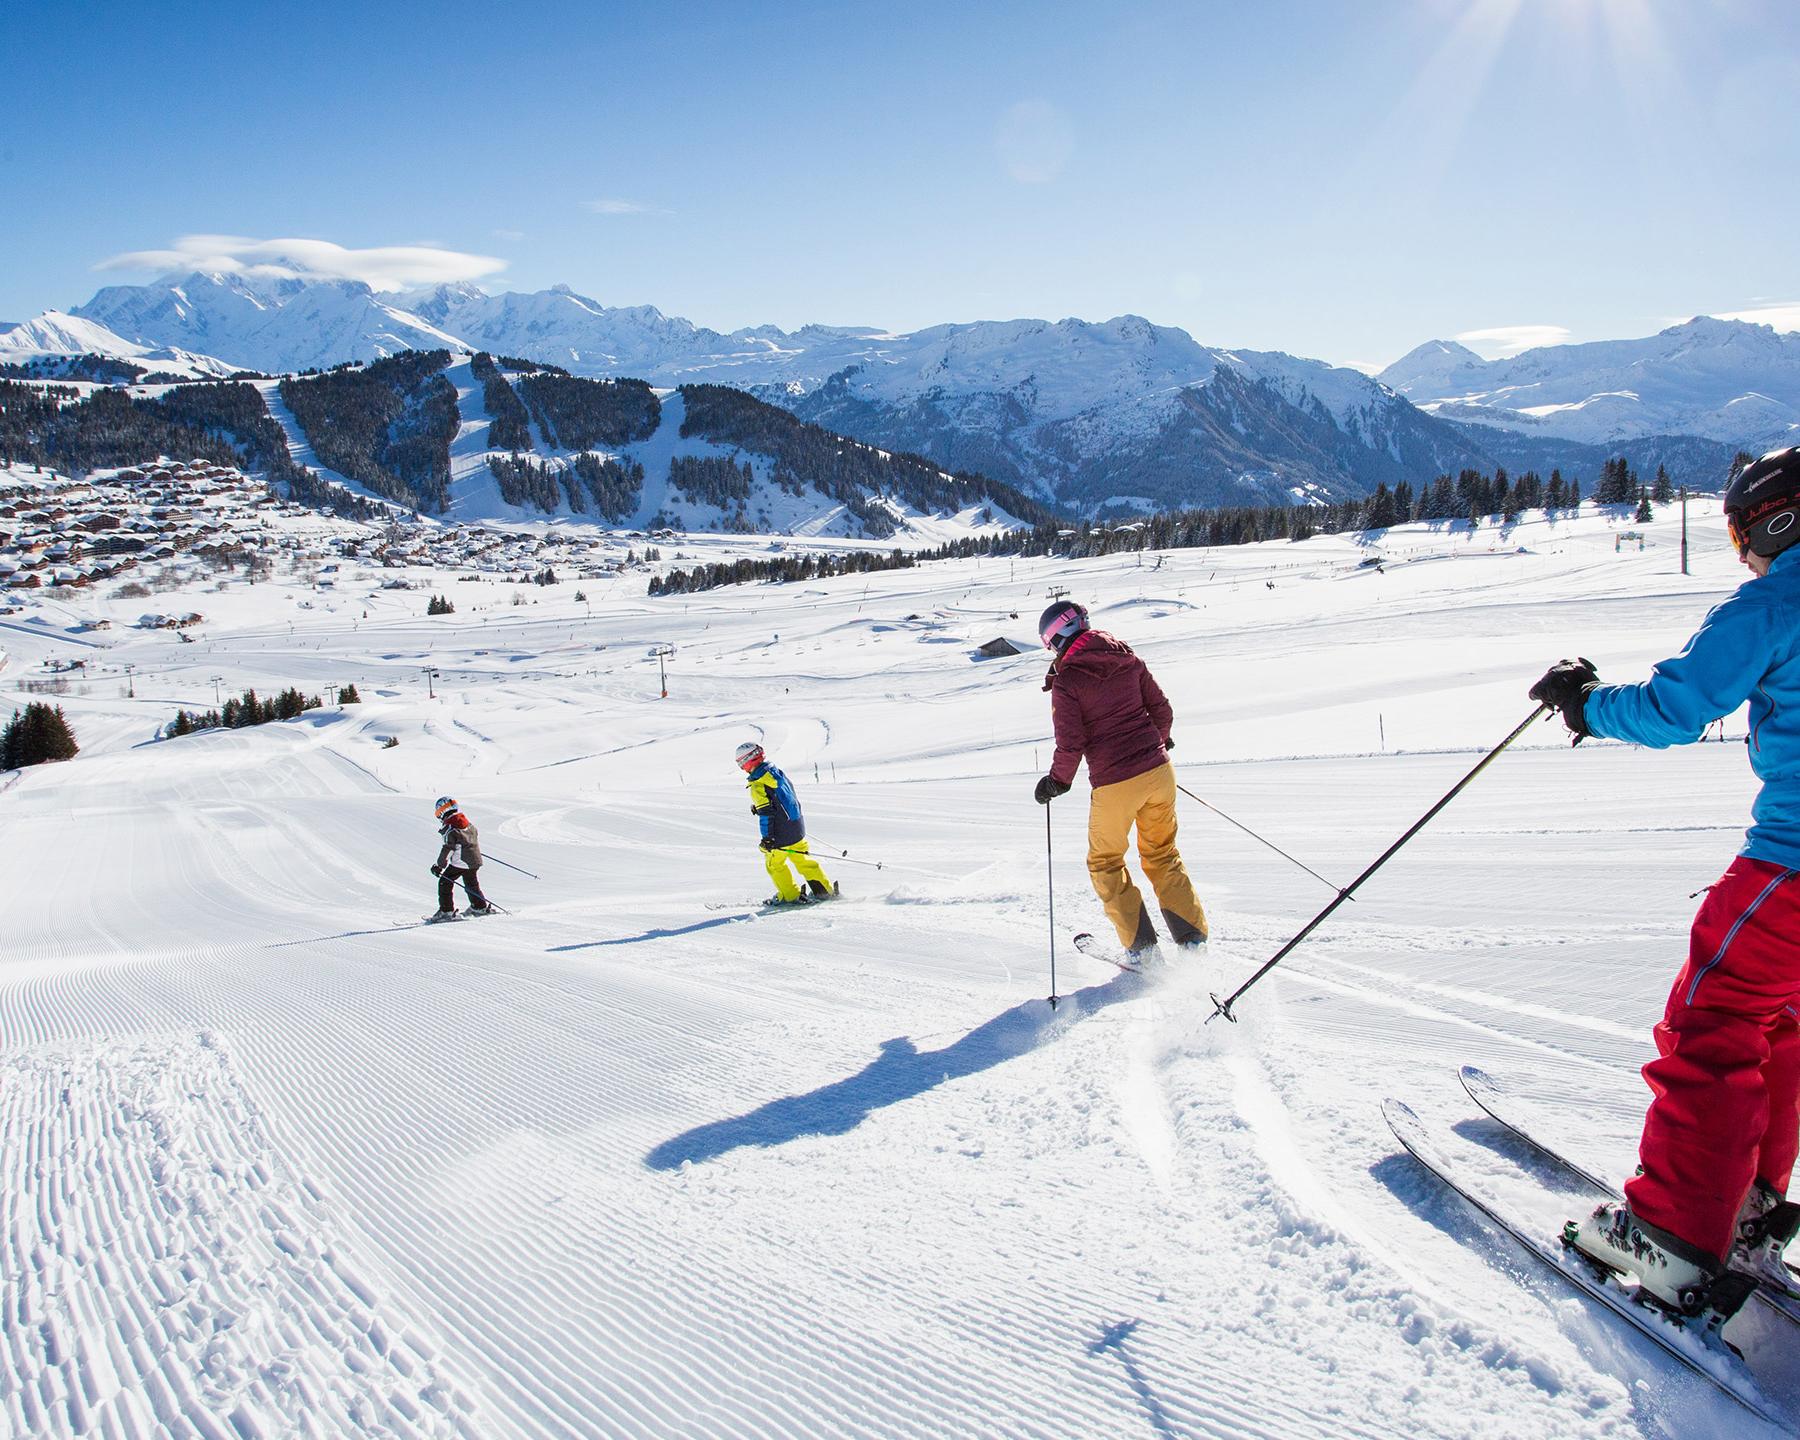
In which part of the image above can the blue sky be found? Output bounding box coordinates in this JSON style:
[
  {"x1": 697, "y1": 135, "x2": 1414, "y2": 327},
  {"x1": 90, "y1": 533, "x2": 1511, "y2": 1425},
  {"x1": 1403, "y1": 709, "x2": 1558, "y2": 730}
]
[{"x1": 2, "y1": 0, "x2": 1796, "y2": 367}]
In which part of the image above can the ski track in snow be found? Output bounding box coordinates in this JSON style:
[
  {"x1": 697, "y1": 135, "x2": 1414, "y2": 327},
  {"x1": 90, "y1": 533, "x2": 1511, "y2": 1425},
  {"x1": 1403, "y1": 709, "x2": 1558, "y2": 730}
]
[{"x1": 0, "y1": 495, "x2": 1777, "y2": 1437}]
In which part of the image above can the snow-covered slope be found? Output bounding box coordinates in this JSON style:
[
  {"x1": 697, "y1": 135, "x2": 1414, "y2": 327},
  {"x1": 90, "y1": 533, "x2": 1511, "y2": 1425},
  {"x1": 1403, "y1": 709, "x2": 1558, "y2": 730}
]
[
  {"x1": 0, "y1": 310, "x2": 231, "y2": 378},
  {"x1": 1381, "y1": 318, "x2": 1800, "y2": 450},
  {"x1": 2, "y1": 492, "x2": 1786, "y2": 1437}
]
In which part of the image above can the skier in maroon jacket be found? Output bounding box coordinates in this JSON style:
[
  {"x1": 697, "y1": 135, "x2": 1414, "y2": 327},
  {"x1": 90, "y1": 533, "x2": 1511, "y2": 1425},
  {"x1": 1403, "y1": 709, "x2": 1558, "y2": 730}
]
[{"x1": 1034, "y1": 600, "x2": 1208, "y2": 956}]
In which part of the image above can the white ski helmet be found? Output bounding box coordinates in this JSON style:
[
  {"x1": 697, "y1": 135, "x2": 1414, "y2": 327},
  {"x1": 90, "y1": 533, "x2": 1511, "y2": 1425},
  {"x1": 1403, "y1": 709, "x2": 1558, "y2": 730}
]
[{"x1": 735, "y1": 741, "x2": 765, "y2": 772}]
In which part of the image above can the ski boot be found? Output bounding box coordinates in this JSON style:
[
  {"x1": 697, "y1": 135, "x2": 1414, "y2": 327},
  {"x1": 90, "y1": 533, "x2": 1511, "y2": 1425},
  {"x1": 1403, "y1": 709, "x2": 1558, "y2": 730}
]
[
  {"x1": 424, "y1": 910, "x2": 460, "y2": 924},
  {"x1": 1164, "y1": 909, "x2": 1207, "y2": 952},
  {"x1": 1566, "y1": 1202, "x2": 1753, "y2": 1319},
  {"x1": 806, "y1": 879, "x2": 840, "y2": 901},
  {"x1": 764, "y1": 893, "x2": 812, "y2": 909},
  {"x1": 1731, "y1": 1181, "x2": 1800, "y2": 1293},
  {"x1": 465, "y1": 903, "x2": 497, "y2": 918}
]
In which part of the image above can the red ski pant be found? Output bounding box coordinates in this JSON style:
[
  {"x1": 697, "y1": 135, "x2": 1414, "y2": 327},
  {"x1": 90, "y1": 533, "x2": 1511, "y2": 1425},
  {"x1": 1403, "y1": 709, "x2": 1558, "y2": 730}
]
[{"x1": 1625, "y1": 857, "x2": 1800, "y2": 1260}]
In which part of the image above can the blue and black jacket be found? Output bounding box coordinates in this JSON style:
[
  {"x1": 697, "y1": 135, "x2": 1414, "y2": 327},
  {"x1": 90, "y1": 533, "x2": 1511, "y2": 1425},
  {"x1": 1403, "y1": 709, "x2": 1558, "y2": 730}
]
[
  {"x1": 747, "y1": 761, "x2": 806, "y2": 848},
  {"x1": 1585, "y1": 547, "x2": 1800, "y2": 870}
]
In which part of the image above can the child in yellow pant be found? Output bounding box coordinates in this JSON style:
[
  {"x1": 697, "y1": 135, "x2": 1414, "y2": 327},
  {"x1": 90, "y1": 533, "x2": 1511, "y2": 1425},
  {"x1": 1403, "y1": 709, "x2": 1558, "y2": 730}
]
[
  {"x1": 763, "y1": 837, "x2": 833, "y2": 903},
  {"x1": 736, "y1": 740, "x2": 835, "y2": 905}
]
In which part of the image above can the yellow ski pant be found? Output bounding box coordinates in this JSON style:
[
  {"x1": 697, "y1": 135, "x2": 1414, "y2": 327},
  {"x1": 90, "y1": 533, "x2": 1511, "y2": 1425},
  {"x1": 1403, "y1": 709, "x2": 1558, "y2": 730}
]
[
  {"x1": 765, "y1": 839, "x2": 831, "y2": 901},
  {"x1": 1087, "y1": 763, "x2": 1207, "y2": 951}
]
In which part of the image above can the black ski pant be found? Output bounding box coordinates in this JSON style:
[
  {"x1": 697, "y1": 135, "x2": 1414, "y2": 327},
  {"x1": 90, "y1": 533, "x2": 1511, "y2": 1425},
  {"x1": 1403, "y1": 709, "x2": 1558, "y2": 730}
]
[{"x1": 439, "y1": 865, "x2": 488, "y2": 912}]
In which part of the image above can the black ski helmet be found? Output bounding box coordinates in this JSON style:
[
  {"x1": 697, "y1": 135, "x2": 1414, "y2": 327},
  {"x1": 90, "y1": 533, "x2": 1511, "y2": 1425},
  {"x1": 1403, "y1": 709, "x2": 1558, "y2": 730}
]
[
  {"x1": 1038, "y1": 599, "x2": 1090, "y2": 652},
  {"x1": 1724, "y1": 447, "x2": 1800, "y2": 560}
]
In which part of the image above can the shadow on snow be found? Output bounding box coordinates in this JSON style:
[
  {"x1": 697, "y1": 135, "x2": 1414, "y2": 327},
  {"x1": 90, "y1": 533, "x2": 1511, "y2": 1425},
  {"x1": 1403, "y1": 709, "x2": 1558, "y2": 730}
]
[
  {"x1": 645, "y1": 970, "x2": 1143, "y2": 1170},
  {"x1": 546, "y1": 914, "x2": 756, "y2": 951}
]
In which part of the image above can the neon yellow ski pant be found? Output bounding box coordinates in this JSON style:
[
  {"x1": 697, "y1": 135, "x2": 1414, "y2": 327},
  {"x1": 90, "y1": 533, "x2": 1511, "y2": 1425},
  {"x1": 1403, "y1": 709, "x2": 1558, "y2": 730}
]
[{"x1": 765, "y1": 839, "x2": 831, "y2": 901}]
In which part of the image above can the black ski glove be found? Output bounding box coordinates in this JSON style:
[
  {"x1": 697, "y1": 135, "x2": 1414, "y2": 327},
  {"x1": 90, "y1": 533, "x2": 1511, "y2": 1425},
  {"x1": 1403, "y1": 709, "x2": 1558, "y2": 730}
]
[
  {"x1": 430, "y1": 864, "x2": 443, "y2": 877},
  {"x1": 1163, "y1": 736, "x2": 1175, "y2": 753},
  {"x1": 1529, "y1": 657, "x2": 1599, "y2": 739},
  {"x1": 1034, "y1": 775, "x2": 1071, "y2": 805},
  {"x1": 758, "y1": 836, "x2": 777, "y2": 852}
]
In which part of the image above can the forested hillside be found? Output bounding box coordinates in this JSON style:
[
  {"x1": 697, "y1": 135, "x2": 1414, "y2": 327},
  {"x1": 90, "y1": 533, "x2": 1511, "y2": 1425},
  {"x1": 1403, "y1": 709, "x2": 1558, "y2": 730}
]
[
  {"x1": 280, "y1": 351, "x2": 458, "y2": 510},
  {"x1": 678, "y1": 383, "x2": 1055, "y2": 536},
  {"x1": 0, "y1": 379, "x2": 380, "y2": 518}
]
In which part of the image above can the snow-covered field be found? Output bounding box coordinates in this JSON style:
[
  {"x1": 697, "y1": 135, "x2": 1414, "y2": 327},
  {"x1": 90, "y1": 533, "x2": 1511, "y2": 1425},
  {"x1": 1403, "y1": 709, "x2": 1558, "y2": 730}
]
[{"x1": 2, "y1": 498, "x2": 1785, "y2": 1438}]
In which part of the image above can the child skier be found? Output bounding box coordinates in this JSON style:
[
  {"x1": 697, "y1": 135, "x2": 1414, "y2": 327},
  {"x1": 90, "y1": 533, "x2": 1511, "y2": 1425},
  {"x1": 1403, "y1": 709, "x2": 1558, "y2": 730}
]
[
  {"x1": 1033, "y1": 599, "x2": 1208, "y2": 957},
  {"x1": 1531, "y1": 445, "x2": 1800, "y2": 1315},
  {"x1": 429, "y1": 795, "x2": 494, "y2": 921},
  {"x1": 736, "y1": 742, "x2": 835, "y2": 907}
]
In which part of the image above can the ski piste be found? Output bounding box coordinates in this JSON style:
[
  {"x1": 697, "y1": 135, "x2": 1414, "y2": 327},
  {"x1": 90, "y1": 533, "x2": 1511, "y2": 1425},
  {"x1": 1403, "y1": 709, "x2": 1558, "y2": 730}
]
[
  {"x1": 1460, "y1": 1065, "x2": 1800, "y2": 1314},
  {"x1": 1384, "y1": 1097, "x2": 1798, "y2": 1427}
]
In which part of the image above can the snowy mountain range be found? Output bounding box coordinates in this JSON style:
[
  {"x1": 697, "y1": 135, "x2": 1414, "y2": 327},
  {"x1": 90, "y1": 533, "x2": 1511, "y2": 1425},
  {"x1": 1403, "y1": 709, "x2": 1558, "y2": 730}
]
[
  {"x1": 6, "y1": 270, "x2": 1787, "y2": 511},
  {"x1": 1380, "y1": 318, "x2": 1800, "y2": 450}
]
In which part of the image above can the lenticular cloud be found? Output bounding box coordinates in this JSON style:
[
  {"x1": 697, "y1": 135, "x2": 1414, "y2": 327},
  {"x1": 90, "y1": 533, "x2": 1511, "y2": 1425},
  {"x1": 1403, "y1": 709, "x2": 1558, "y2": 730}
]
[{"x1": 97, "y1": 235, "x2": 507, "y2": 291}]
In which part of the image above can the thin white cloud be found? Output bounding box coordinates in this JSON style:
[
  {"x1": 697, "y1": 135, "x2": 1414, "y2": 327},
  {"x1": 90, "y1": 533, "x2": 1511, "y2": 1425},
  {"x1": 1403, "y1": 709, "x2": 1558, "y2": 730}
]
[
  {"x1": 995, "y1": 100, "x2": 1073, "y2": 184},
  {"x1": 1455, "y1": 324, "x2": 1573, "y2": 358},
  {"x1": 583, "y1": 199, "x2": 665, "y2": 216},
  {"x1": 492, "y1": 228, "x2": 527, "y2": 242},
  {"x1": 96, "y1": 235, "x2": 507, "y2": 290},
  {"x1": 1709, "y1": 301, "x2": 1800, "y2": 333}
]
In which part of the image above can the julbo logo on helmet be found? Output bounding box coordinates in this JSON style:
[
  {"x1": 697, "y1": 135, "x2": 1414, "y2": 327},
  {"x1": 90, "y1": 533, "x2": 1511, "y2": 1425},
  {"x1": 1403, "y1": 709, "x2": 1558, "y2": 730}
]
[{"x1": 1725, "y1": 446, "x2": 1800, "y2": 560}]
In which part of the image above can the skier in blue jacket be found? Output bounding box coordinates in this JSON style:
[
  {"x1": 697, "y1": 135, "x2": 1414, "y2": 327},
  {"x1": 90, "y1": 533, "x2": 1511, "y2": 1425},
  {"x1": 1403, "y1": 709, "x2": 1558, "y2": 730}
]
[
  {"x1": 735, "y1": 742, "x2": 835, "y2": 906},
  {"x1": 1531, "y1": 446, "x2": 1800, "y2": 1316}
]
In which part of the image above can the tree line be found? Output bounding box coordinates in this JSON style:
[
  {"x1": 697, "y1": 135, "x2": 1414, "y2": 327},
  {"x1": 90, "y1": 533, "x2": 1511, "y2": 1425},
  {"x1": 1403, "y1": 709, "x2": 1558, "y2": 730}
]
[
  {"x1": 488, "y1": 452, "x2": 645, "y2": 520},
  {"x1": 649, "y1": 547, "x2": 917, "y2": 595},
  {"x1": 677, "y1": 384, "x2": 1057, "y2": 538},
  {"x1": 279, "y1": 351, "x2": 457, "y2": 511},
  {"x1": 166, "y1": 685, "x2": 324, "y2": 737},
  {"x1": 516, "y1": 373, "x2": 661, "y2": 450},
  {"x1": 471, "y1": 352, "x2": 533, "y2": 451}
]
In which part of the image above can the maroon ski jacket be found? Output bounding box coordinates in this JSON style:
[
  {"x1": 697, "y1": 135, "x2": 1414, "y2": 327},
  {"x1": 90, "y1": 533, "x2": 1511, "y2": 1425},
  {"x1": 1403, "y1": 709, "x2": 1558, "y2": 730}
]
[{"x1": 1044, "y1": 630, "x2": 1173, "y2": 788}]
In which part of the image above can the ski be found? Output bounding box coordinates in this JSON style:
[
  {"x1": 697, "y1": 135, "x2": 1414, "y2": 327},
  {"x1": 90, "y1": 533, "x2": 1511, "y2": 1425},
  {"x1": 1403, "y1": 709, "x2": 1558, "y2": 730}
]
[
  {"x1": 706, "y1": 885, "x2": 841, "y2": 915},
  {"x1": 1072, "y1": 932, "x2": 1152, "y2": 973},
  {"x1": 1460, "y1": 1065, "x2": 1800, "y2": 1314},
  {"x1": 1458, "y1": 1065, "x2": 1620, "y2": 1196},
  {"x1": 1384, "y1": 1098, "x2": 1796, "y2": 1425}
]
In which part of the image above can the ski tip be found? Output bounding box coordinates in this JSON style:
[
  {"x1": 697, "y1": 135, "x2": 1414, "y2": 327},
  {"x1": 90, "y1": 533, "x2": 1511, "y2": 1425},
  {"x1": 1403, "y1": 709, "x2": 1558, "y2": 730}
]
[
  {"x1": 1382, "y1": 1098, "x2": 1428, "y2": 1149},
  {"x1": 1381, "y1": 1097, "x2": 1419, "y2": 1125}
]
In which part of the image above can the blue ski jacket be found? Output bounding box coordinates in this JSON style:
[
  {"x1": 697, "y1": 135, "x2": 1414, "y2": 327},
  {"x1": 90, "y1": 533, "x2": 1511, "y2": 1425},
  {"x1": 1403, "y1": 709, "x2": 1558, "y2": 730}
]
[
  {"x1": 746, "y1": 761, "x2": 806, "y2": 848},
  {"x1": 1585, "y1": 547, "x2": 1800, "y2": 870}
]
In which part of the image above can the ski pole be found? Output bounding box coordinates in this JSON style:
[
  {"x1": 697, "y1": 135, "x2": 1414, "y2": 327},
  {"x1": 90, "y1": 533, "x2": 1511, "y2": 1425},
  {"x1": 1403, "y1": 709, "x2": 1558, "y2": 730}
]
[
  {"x1": 771, "y1": 844, "x2": 886, "y2": 871},
  {"x1": 1045, "y1": 803, "x2": 1059, "y2": 1010},
  {"x1": 1175, "y1": 782, "x2": 1343, "y2": 895},
  {"x1": 482, "y1": 853, "x2": 539, "y2": 880},
  {"x1": 1208, "y1": 705, "x2": 1550, "y2": 1024}
]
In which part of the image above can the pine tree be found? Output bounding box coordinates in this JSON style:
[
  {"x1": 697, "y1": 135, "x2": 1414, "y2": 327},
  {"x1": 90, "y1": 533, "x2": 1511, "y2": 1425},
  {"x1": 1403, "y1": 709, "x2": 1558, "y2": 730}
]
[
  {"x1": 2, "y1": 703, "x2": 78, "y2": 767},
  {"x1": 1363, "y1": 483, "x2": 1397, "y2": 530},
  {"x1": 1653, "y1": 464, "x2": 1675, "y2": 505},
  {"x1": 1635, "y1": 488, "x2": 1654, "y2": 523},
  {"x1": 339, "y1": 684, "x2": 361, "y2": 704}
]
